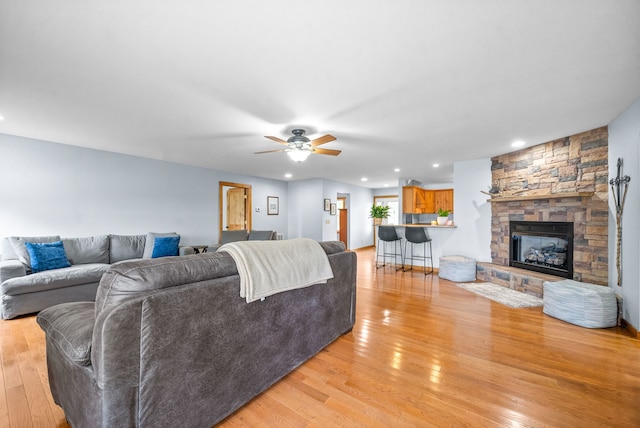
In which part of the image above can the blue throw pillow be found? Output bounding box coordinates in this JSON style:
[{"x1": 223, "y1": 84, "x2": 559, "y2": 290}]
[
  {"x1": 151, "y1": 236, "x2": 180, "y2": 258},
  {"x1": 25, "y1": 241, "x2": 71, "y2": 273}
]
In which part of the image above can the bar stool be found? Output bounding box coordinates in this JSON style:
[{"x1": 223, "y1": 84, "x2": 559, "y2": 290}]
[
  {"x1": 403, "y1": 227, "x2": 433, "y2": 275},
  {"x1": 376, "y1": 226, "x2": 404, "y2": 270}
]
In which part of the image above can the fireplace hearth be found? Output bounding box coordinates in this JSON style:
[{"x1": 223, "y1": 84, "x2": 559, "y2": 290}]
[{"x1": 510, "y1": 221, "x2": 574, "y2": 278}]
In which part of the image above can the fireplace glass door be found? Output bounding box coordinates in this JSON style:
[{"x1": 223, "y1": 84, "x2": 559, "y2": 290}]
[{"x1": 510, "y1": 221, "x2": 573, "y2": 278}]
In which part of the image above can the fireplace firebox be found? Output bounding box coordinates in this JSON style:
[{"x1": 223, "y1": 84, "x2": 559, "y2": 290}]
[{"x1": 510, "y1": 221, "x2": 574, "y2": 278}]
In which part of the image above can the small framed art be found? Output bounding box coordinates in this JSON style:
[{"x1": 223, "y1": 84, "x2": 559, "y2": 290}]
[
  {"x1": 267, "y1": 196, "x2": 279, "y2": 215},
  {"x1": 324, "y1": 198, "x2": 331, "y2": 211},
  {"x1": 330, "y1": 203, "x2": 337, "y2": 215}
]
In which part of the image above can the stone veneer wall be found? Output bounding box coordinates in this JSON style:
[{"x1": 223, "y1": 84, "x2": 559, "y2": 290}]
[{"x1": 490, "y1": 126, "x2": 609, "y2": 285}]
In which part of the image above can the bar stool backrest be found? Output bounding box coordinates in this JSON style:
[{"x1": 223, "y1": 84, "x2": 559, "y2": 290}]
[
  {"x1": 378, "y1": 226, "x2": 400, "y2": 242},
  {"x1": 405, "y1": 227, "x2": 431, "y2": 244}
]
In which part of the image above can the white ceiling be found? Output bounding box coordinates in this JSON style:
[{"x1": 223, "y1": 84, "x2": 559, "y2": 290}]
[{"x1": 1, "y1": 1, "x2": 639, "y2": 189}]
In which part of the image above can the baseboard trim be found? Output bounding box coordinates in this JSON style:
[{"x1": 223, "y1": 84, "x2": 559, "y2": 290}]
[{"x1": 620, "y1": 318, "x2": 639, "y2": 339}]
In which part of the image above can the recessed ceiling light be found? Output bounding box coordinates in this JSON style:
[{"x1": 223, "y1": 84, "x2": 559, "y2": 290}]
[
  {"x1": 384, "y1": 184, "x2": 389, "y2": 187},
  {"x1": 0, "y1": 115, "x2": 4, "y2": 121},
  {"x1": 432, "y1": 163, "x2": 439, "y2": 168},
  {"x1": 512, "y1": 140, "x2": 525, "y2": 147},
  {"x1": 361, "y1": 177, "x2": 368, "y2": 182},
  {"x1": 394, "y1": 168, "x2": 400, "y2": 172},
  {"x1": 284, "y1": 173, "x2": 292, "y2": 178}
]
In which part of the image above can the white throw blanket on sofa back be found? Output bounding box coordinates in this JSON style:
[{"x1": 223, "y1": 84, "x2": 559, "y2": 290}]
[{"x1": 217, "y1": 238, "x2": 334, "y2": 303}]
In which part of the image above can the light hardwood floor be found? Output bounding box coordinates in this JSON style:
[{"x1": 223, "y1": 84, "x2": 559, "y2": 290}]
[{"x1": 1, "y1": 247, "x2": 639, "y2": 427}]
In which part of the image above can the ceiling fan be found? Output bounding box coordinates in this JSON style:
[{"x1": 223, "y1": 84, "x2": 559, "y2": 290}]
[{"x1": 255, "y1": 129, "x2": 341, "y2": 162}]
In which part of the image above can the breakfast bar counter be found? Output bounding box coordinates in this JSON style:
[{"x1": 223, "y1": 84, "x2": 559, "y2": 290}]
[{"x1": 376, "y1": 224, "x2": 457, "y2": 270}]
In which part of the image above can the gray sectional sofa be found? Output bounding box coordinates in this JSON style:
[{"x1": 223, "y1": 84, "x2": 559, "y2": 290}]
[
  {"x1": 0, "y1": 233, "x2": 192, "y2": 319},
  {"x1": 36, "y1": 241, "x2": 356, "y2": 428}
]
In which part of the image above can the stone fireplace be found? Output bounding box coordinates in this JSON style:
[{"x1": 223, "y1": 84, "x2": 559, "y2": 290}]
[{"x1": 488, "y1": 126, "x2": 609, "y2": 288}]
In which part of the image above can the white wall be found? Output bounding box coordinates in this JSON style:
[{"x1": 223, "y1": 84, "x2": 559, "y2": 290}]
[
  {"x1": 440, "y1": 158, "x2": 492, "y2": 263},
  {"x1": 287, "y1": 178, "x2": 373, "y2": 249},
  {"x1": 0, "y1": 134, "x2": 289, "y2": 246},
  {"x1": 608, "y1": 97, "x2": 640, "y2": 330},
  {"x1": 322, "y1": 180, "x2": 373, "y2": 249},
  {"x1": 287, "y1": 179, "x2": 324, "y2": 241}
]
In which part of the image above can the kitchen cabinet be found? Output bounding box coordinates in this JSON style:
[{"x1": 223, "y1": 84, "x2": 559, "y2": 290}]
[
  {"x1": 421, "y1": 190, "x2": 435, "y2": 213},
  {"x1": 434, "y1": 189, "x2": 454, "y2": 213},
  {"x1": 402, "y1": 186, "x2": 422, "y2": 214},
  {"x1": 403, "y1": 186, "x2": 453, "y2": 214}
]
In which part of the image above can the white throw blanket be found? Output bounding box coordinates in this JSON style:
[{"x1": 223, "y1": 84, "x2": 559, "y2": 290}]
[{"x1": 217, "y1": 238, "x2": 334, "y2": 303}]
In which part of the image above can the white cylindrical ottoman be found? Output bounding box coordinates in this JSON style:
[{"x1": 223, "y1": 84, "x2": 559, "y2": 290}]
[
  {"x1": 543, "y1": 279, "x2": 617, "y2": 328},
  {"x1": 438, "y1": 256, "x2": 476, "y2": 282}
]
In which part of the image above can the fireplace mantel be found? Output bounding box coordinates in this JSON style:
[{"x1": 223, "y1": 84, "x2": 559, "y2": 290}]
[{"x1": 487, "y1": 192, "x2": 594, "y2": 203}]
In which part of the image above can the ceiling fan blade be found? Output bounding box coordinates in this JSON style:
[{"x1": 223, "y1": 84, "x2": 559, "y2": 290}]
[
  {"x1": 310, "y1": 134, "x2": 336, "y2": 147},
  {"x1": 312, "y1": 148, "x2": 341, "y2": 156},
  {"x1": 254, "y1": 149, "x2": 287, "y2": 154},
  {"x1": 264, "y1": 136, "x2": 289, "y2": 146}
]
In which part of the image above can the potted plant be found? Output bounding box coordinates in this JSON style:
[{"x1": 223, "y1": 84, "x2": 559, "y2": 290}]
[
  {"x1": 437, "y1": 207, "x2": 450, "y2": 225},
  {"x1": 369, "y1": 204, "x2": 391, "y2": 225}
]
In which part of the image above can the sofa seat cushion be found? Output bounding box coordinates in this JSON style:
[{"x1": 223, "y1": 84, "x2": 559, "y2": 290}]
[
  {"x1": 1, "y1": 263, "x2": 109, "y2": 296},
  {"x1": 37, "y1": 302, "x2": 95, "y2": 366}
]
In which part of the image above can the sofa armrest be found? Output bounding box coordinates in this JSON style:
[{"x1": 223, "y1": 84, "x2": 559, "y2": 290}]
[
  {"x1": 0, "y1": 260, "x2": 26, "y2": 284},
  {"x1": 36, "y1": 302, "x2": 96, "y2": 366},
  {"x1": 179, "y1": 246, "x2": 196, "y2": 256}
]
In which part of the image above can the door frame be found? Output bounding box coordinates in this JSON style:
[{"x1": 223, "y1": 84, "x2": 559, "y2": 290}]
[
  {"x1": 219, "y1": 181, "x2": 252, "y2": 242},
  {"x1": 337, "y1": 196, "x2": 348, "y2": 249}
]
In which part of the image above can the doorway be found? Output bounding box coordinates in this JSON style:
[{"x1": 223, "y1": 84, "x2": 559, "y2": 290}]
[
  {"x1": 337, "y1": 197, "x2": 347, "y2": 249},
  {"x1": 219, "y1": 181, "x2": 252, "y2": 242}
]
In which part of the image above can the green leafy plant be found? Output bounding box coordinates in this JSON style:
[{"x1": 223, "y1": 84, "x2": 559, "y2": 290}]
[
  {"x1": 437, "y1": 207, "x2": 450, "y2": 217},
  {"x1": 369, "y1": 204, "x2": 391, "y2": 219}
]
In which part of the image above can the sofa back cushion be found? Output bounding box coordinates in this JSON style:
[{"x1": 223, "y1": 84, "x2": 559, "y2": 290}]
[
  {"x1": 95, "y1": 252, "x2": 239, "y2": 317},
  {"x1": 221, "y1": 230, "x2": 248, "y2": 244},
  {"x1": 8, "y1": 236, "x2": 61, "y2": 272},
  {"x1": 63, "y1": 235, "x2": 110, "y2": 265},
  {"x1": 248, "y1": 230, "x2": 276, "y2": 240},
  {"x1": 1, "y1": 238, "x2": 18, "y2": 261},
  {"x1": 109, "y1": 235, "x2": 146, "y2": 263}
]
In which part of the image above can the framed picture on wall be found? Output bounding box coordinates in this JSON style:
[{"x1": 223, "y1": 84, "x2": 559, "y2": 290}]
[
  {"x1": 267, "y1": 196, "x2": 279, "y2": 215},
  {"x1": 330, "y1": 203, "x2": 337, "y2": 215},
  {"x1": 324, "y1": 198, "x2": 331, "y2": 211}
]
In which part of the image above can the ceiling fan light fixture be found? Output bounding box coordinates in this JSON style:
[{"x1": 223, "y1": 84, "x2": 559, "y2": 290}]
[{"x1": 287, "y1": 150, "x2": 311, "y2": 162}]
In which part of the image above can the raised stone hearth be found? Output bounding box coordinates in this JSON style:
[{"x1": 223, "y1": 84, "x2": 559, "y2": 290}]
[{"x1": 476, "y1": 262, "x2": 560, "y2": 298}]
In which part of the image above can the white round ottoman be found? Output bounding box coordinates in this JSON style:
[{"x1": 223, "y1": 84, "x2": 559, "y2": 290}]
[
  {"x1": 543, "y1": 279, "x2": 617, "y2": 328},
  {"x1": 438, "y1": 256, "x2": 476, "y2": 282}
]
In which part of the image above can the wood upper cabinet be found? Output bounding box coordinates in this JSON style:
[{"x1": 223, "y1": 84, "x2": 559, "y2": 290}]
[
  {"x1": 402, "y1": 186, "x2": 422, "y2": 214},
  {"x1": 434, "y1": 189, "x2": 454, "y2": 213},
  {"x1": 420, "y1": 190, "x2": 435, "y2": 213},
  {"x1": 403, "y1": 186, "x2": 453, "y2": 214}
]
